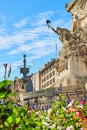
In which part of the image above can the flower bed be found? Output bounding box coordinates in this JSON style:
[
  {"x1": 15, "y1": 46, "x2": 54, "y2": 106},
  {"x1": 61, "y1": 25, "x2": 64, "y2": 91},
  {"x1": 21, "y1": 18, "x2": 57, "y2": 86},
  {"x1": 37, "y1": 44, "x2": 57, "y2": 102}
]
[
  {"x1": 0, "y1": 93, "x2": 87, "y2": 130},
  {"x1": 0, "y1": 80, "x2": 87, "y2": 129}
]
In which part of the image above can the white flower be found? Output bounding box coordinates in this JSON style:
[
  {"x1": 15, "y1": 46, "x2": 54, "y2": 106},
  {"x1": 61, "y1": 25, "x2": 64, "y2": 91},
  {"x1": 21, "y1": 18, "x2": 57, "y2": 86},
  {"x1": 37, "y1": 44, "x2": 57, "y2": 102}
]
[
  {"x1": 47, "y1": 108, "x2": 52, "y2": 115},
  {"x1": 49, "y1": 124, "x2": 55, "y2": 129},
  {"x1": 57, "y1": 126, "x2": 64, "y2": 130},
  {"x1": 66, "y1": 125, "x2": 74, "y2": 130},
  {"x1": 77, "y1": 104, "x2": 83, "y2": 109},
  {"x1": 42, "y1": 122, "x2": 49, "y2": 126},
  {"x1": 62, "y1": 107, "x2": 66, "y2": 111},
  {"x1": 45, "y1": 117, "x2": 50, "y2": 122},
  {"x1": 56, "y1": 110, "x2": 59, "y2": 116},
  {"x1": 67, "y1": 99, "x2": 74, "y2": 108}
]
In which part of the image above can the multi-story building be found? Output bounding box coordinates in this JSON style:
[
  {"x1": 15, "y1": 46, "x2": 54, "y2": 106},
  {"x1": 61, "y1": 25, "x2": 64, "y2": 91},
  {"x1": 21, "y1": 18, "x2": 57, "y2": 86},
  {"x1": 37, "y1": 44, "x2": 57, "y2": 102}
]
[
  {"x1": 31, "y1": 72, "x2": 40, "y2": 91},
  {"x1": 39, "y1": 59, "x2": 57, "y2": 90},
  {"x1": 23, "y1": 72, "x2": 40, "y2": 91},
  {"x1": 12, "y1": 58, "x2": 58, "y2": 93},
  {"x1": 26, "y1": 58, "x2": 58, "y2": 91}
]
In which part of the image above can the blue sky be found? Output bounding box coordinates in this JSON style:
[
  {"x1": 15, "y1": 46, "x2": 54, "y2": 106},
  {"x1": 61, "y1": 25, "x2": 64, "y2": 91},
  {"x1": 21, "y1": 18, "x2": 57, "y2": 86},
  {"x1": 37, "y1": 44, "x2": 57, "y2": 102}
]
[{"x1": 0, "y1": 0, "x2": 72, "y2": 81}]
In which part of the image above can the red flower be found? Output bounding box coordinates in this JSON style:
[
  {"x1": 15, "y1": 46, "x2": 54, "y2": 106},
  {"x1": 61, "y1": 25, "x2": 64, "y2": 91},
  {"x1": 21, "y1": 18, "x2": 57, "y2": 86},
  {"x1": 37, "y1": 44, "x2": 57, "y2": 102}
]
[
  {"x1": 80, "y1": 101, "x2": 85, "y2": 105},
  {"x1": 3, "y1": 63, "x2": 7, "y2": 68}
]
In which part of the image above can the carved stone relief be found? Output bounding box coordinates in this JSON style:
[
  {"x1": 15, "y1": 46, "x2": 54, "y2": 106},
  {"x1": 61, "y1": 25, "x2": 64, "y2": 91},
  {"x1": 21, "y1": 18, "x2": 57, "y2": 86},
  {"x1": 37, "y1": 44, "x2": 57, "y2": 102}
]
[
  {"x1": 78, "y1": 0, "x2": 87, "y2": 10},
  {"x1": 11, "y1": 77, "x2": 26, "y2": 93}
]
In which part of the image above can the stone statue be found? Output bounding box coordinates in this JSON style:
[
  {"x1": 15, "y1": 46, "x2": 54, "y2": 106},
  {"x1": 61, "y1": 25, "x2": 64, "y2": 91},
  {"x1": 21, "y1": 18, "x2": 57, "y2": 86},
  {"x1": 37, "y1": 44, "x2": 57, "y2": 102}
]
[
  {"x1": 46, "y1": 16, "x2": 87, "y2": 72},
  {"x1": 72, "y1": 14, "x2": 87, "y2": 33},
  {"x1": 46, "y1": 0, "x2": 87, "y2": 86},
  {"x1": 46, "y1": 20, "x2": 81, "y2": 59},
  {"x1": 46, "y1": 20, "x2": 79, "y2": 48},
  {"x1": 56, "y1": 57, "x2": 68, "y2": 72},
  {"x1": 78, "y1": 0, "x2": 87, "y2": 9},
  {"x1": 78, "y1": 28, "x2": 87, "y2": 42},
  {"x1": 11, "y1": 77, "x2": 26, "y2": 93},
  {"x1": 65, "y1": 0, "x2": 87, "y2": 10}
]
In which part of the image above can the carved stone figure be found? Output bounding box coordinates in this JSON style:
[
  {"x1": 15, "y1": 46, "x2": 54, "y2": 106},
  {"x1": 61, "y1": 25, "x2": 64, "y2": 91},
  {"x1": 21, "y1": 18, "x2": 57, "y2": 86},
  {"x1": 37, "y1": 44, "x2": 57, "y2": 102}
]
[
  {"x1": 78, "y1": 0, "x2": 87, "y2": 9},
  {"x1": 56, "y1": 27, "x2": 78, "y2": 47},
  {"x1": 46, "y1": 0, "x2": 87, "y2": 86},
  {"x1": 56, "y1": 58, "x2": 68, "y2": 72},
  {"x1": 46, "y1": 21, "x2": 79, "y2": 48},
  {"x1": 46, "y1": 21, "x2": 82, "y2": 62},
  {"x1": 78, "y1": 28, "x2": 87, "y2": 42},
  {"x1": 72, "y1": 14, "x2": 87, "y2": 33},
  {"x1": 11, "y1": 77, "x2": 26, "y2": 93}
]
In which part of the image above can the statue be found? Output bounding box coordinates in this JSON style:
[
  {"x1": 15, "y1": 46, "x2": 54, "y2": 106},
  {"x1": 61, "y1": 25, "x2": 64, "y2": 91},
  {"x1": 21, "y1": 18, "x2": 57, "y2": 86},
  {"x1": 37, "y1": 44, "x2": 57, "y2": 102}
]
[
  {"x1": 78, "y1": 28, "x2": 87, "y2": 42},
  {"x1": 46, "y1": 20, "x2": 81, "y2": 61},
  {"x1": 46, "y1": 0, "x2": 87, "y2": 86},
  {"x1": 56, "y1": 57, "x2": 68, "y2": 72},
  {"x1": 78, "y1": 0, "x2": 87, "y2": 9},
  {"x1": 11, "y1": 77, "x2": 26, "y2": 93},
  {"x1": 46, "y1": 19, "x2": 87, "y2": 72},
  {"x1": 46, "y1": 20, "x2": 79, "y2": 49},
  {"x1": 72, "y1": 14, "x2": 87, "y2": 33}
]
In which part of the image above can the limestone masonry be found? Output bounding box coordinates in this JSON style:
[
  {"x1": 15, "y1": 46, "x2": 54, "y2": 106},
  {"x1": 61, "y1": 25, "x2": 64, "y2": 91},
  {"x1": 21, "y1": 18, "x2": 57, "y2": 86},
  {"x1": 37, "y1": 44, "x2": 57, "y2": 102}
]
[{"x1": 47, "y1": 0, "x2": 87, "y2": 86}]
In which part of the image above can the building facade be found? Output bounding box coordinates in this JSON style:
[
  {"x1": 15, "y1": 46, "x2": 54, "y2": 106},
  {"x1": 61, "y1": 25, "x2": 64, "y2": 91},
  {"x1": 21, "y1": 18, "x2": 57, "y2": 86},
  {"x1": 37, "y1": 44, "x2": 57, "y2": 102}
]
[
  {"x1": 11, "y1": 58, "x2": 59, "y2": 92},
  {"x1": 39, "y1": 59, "x2": 58, "y2": 90},
  {"x1": 25, "y1": 59, "x2": 58, "y2": 91},
  {"x1": 31, "y1": 72, "x2": 40, "y2": 91}
]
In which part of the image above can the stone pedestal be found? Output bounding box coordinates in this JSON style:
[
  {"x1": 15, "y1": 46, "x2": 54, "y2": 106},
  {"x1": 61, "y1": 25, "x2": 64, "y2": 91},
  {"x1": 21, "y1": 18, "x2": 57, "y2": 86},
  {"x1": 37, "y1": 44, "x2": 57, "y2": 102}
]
[{"x1": 56, "y1": 54, "x2": 87, "y2": 86}]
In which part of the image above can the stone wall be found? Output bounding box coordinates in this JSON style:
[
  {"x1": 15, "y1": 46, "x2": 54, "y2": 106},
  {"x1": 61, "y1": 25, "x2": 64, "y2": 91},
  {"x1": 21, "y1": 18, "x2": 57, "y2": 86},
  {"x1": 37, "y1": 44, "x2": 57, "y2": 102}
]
[{"x1": 19, "y1": 84, "x2": 86, "y2": 109}]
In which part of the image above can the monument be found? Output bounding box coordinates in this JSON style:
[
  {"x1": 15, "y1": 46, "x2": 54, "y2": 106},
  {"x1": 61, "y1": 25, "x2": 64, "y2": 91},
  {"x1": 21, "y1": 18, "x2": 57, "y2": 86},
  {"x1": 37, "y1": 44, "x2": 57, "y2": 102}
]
[
  {"x1": 19, "y1": 54, "x2": 29, "y2": 82},
  {"x1": 46, "y1": 0, "x2": 87, "y2": 86},
  {"x1": 11, "y1": 55, "x2": 30, "y2": 92}
]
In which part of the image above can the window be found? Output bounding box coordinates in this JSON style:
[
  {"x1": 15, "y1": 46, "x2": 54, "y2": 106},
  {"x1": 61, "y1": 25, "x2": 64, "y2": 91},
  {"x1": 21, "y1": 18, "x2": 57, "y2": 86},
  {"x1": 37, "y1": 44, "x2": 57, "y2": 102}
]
[
  {"x1": 53, "y1": 71, "x2": 55, "y2": 76},
  {"x1": 47, "y1": 81, "x2": 49, "y2": 86},
  {"x1": 47, "y1": 75, "x2": 49, "y2": 79},
  {"x1": 44, "y1": 83, "x2": 46, "y2": 88},
  {"x1": 50, "y1": 73, "x2": 52, "y2": 78},
  {"x1": 44, "y1": 77, "x2": 46, "y2": 81},
  {"x1": 50, "y1": 80, "x2": 52, "y2": 84},
  {"x1": 53, "y1": 78, "x2": 55, "y2": 83}
]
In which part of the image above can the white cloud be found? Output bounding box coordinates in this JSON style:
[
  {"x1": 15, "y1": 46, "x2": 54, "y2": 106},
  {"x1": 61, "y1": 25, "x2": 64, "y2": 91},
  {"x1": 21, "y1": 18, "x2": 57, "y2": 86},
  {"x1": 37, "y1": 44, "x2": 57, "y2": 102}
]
[
  {"x1": 14, "y1": 18, "x2": 29, "y2": 29},
  {"x1": 0, "y1": 10, "x2": 71, "y2": 80},
  {"x1": 0, "y1": 10, "x2": 70, "y2": 51}
]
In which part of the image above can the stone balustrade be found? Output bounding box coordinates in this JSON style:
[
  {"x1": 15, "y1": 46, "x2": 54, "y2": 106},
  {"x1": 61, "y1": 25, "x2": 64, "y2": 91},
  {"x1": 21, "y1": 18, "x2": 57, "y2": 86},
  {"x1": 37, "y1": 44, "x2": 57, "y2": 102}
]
[{"x1": 19, "y1": 84, "x2": 86, "y2": 109}]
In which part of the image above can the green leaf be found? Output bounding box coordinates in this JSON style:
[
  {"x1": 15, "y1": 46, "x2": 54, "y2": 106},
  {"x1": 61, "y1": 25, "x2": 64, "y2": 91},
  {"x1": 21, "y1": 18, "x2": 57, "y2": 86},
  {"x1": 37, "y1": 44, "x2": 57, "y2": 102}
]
[
  {"x1": 20, "y1": 122, "x2": 26, "y2": 129},
  {"x1": 0, "y1": 92, "x2": 7, "y2": 99},
  {"x1": 7, "y1": 102, "x2": 13, "y2": 109},
  {"x1": 8, "y1": 92, "x2": 17, "y2": 97},
  {"x1": 12, "y1": 113, "x2": 16, "y2": 123},
  {"x1": 7, "y1": 116, "x2": 12, "y2": 124},
  {"x1": 0, "y1": 80, "x2": 12, "y2": 89},
  {"x1": 16, "y1": 117, "x2": 21, "y2": 124},
  {"x1": 13, "y1": 108, "x2": 18, "y2": 116},
  {"x1": 15, "y1": 128, "x2": 21, "y2": 130},
  {"x1": 4, "y1": 121, "x2": 9, "y2": 127}
]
